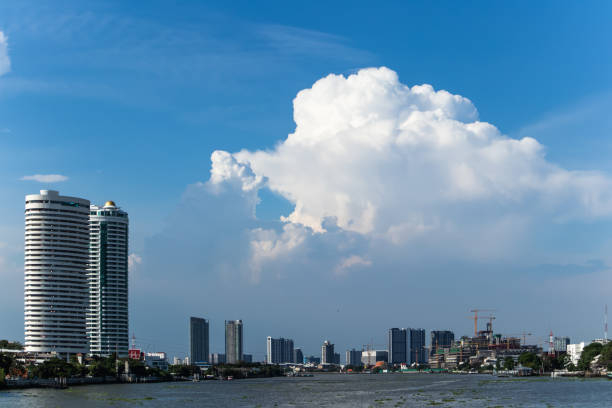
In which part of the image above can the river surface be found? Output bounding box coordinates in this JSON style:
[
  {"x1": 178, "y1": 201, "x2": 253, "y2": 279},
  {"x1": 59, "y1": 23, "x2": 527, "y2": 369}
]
[{"x1": 1, "y1": 373, "x2": 610, "y2": 407}]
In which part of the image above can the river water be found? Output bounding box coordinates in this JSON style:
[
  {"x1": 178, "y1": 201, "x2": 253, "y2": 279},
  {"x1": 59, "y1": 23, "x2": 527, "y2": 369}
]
[{"x1": 1, "y1": 373, "x2": 610, "y2": 407}]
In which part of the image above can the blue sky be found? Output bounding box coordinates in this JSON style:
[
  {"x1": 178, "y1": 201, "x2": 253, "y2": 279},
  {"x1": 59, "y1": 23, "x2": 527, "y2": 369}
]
[{"x1": 1, "y1": 1, "x2": 611, "y2": 360}]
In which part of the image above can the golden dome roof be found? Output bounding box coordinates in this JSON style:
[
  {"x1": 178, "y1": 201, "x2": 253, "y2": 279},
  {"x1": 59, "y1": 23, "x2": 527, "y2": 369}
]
[{"x1": 104, "y1": 200, "x2": 116, "y2": 207}]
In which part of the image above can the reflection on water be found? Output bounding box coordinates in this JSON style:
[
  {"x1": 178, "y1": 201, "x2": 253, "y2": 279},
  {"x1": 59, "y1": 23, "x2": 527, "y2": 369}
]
[{"x1": 1, "y1": 373, "x2": 610, "y2": 407}]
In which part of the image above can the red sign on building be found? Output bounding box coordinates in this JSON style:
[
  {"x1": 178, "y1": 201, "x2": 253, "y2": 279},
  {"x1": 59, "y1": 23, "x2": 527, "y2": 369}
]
[{"x1": 128, "y1": 349, "x2": 143, "y2": 360}]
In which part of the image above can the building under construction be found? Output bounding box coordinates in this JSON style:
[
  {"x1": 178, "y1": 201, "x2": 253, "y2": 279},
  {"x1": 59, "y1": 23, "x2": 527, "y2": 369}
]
[{"x1": 430, "y1": 313, "x2": 541, "y2": 369}]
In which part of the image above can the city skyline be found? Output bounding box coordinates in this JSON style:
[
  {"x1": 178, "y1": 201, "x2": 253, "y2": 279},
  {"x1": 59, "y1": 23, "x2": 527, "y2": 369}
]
[
  {"x1": 13, "y1": 191, "x2": 612, "y2": 362},
  {"x1": 1, "y1": 1, "x2": 612, "y2": 359}
]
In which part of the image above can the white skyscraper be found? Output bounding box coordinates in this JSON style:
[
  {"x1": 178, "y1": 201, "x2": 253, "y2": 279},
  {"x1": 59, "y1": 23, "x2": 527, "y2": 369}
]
[
  {"x1": 87, "y1": 201, "x2": 129, "y2": 356},
  {"x1": 24, "y1": 190, "x2": 90, "y2": 357}
]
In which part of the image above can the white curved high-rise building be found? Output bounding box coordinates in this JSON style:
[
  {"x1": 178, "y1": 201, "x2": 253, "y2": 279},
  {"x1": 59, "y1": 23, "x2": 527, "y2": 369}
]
[
  {"x1": 24, "y1": 190, "x2": 90, "y2": 356},
  {"x1": 87, "y1": 201, "x2": 129, "y2": 356}
]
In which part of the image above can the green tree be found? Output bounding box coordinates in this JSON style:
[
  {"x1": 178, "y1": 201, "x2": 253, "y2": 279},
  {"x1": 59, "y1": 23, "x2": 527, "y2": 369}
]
[
  {"x1": 32, "y1": 358, "x2": 76, "y2": 379},
  {"x1": 88, "y1": 356, "x2": 116, "y2": 377},
  {"x1": 169, "y1": 364, "x2": 199, "y2": 377},
  {"x1": 503, "y1": 356, "x2": 515, "y2": 370},
  {"x1": 599, "y1": 342, "x2": 612, "y2": 369},
  {"x1": 0, "y1": 340, "x2": 23, "y2": 350},
  {"x1": 0, "y1": 353, "x2": 15, "y2": 373},
  {"x1": 519, "y1": 352, "x2": 541, "y2": 370},
  {"x1": 577, "y1": 342, "x2": 603, "y2": 371},
  {"x1": 127, "y1": 360, "x2": 147, "y2": 377}
]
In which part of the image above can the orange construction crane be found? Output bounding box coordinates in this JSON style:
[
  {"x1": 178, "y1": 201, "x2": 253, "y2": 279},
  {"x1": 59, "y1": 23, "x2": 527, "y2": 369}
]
[{"x1": 469, "y1": 309, "x2": 496, "y2": 336}]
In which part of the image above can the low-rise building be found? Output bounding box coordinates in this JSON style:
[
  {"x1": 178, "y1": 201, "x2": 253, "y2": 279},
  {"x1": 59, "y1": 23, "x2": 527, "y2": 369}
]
[
  {"x1": 209, "y1": 353, "x2": 226, "y2": 364},
  {"x1": 305, "y1": 355, "x2": 320, "y2": 364},
  {"x1": 144, "y1": 352, "x2": 168, "y2": 371}
]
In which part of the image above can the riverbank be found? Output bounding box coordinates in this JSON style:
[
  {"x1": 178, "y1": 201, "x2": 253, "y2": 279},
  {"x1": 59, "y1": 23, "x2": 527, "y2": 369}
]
[{"x1": 1, "y1": 376, "x2": 178, "y2": 390}]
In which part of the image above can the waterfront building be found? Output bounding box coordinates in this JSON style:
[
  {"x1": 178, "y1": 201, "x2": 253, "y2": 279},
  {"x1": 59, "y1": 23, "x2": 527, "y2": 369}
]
[
  {"x1": 225, "y1": 320, "x2": 243, "y2": 364},
  {"x1": 294, "y1": 347, "x2": 304, "y2": 364},
  {"x1": 267, "y1": 337, "x2": 294, "y2": 364},
  {"x1": 388, "y1": 328, "x2": 407, "y2": 364},
  {"x1": 87, "y1": 200, "x2": 129, "y2": 357},
  {"x1": 321, "y1": 340, "x2": 335, "y2": 364},
  {"x1": 567, "y1": 342, "x2": 585, "y2": 366},
  {"x1": 144, "y1": 352, "x2": 168, "y2": 371},
  {"x1": 553, "y1": 336, "x2": 570, "y2": 353},
  {"x1": 190, "y1": 317, "x2": 209, "y2": 363},
  {"x1": 24, "y1": 190, "x2": 90, "y2": 357},
  {"x1": 361, "y1": 350, "x2": 388, "y2": 366},
  {"x1": 430, "y1": 330, "x2": 454, "y2": 355},
  {"x1": 209, "y1": 353, "x2": 225, "y2": 364},
  {"x1": 243, "y1": 354, "x2": 253, "y2": 363},
  {"x1": 408, "y1": 328, "x2": 426, "y2": 365},
  {"x1": 346, "y1": 348, "x2": 362, "y2": 366}
]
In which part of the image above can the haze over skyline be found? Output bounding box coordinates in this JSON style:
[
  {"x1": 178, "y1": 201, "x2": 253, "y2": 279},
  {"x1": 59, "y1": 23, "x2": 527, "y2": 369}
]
[{"x1": 1, "y1": 1, "x2": 611, "y2": 360}]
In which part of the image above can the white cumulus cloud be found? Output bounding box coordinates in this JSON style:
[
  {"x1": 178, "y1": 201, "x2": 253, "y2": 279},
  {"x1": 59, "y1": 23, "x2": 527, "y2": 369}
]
[
  {"x1": 0, "y1": 31, "x2": 10, "y2": 76},
  {"x1": 335, "y1": 255, "x2": 372, "y2": 276},
  {"x1": 21, "y1": 174, "x2": 69, "y2": 183},
  {"x1": 128, "y1": 253, "x2": 142, "y2": 270},
  {"x1": 213, "y1": 67, "x2": 612, "y2": 243}
]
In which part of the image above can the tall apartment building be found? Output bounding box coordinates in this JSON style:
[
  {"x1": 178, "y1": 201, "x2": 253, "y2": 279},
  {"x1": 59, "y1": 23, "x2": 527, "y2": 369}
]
[
  {"x1": 346, "y1": 348, "x2": 362, "y2": 366},
  {"x1": 87, "y1": 201, "x2": 129, "y2": 356},
  {"x1": 408, "y1": 328, "x2": 426, "y2": 365},
  {"x1": 266, "y1": 337, "x2": 294, "y2": 364},
  {"x1": 24, "y1": 190, "x2": 90, "y2": 357},
  {"x1": 389, "y1": 328, "x2": 408, "y2": 364},
  {"x1": 190, "y1": 317, "x2": 210, "y2": 363},
  {"x1": 293, "y1": 347, "x2": 304, "y2": 364},
  {"x1": 225, "y1": 320, "x2": 243, "y2": 364},
  {"x1": 321, "y1": 340, "x2": 335, "y2": 364},
  {"x1": 430, "y1": 330, "x2": 455, "y2": 355}
]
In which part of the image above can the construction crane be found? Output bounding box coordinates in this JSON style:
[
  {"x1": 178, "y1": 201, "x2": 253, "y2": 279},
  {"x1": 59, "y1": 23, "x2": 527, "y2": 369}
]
[{"x1": 468, "y1": 309, "x2": 496, "y2": 336}]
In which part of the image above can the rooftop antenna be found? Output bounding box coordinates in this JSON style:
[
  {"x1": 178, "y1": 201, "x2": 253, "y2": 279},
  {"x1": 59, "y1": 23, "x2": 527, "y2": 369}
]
[
  {"x1": 131, "y1": 333, "x2": 136, "y2": 349},
  {"x1": 605, "y1": 304, "x2": 608, "y2": 343}
]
